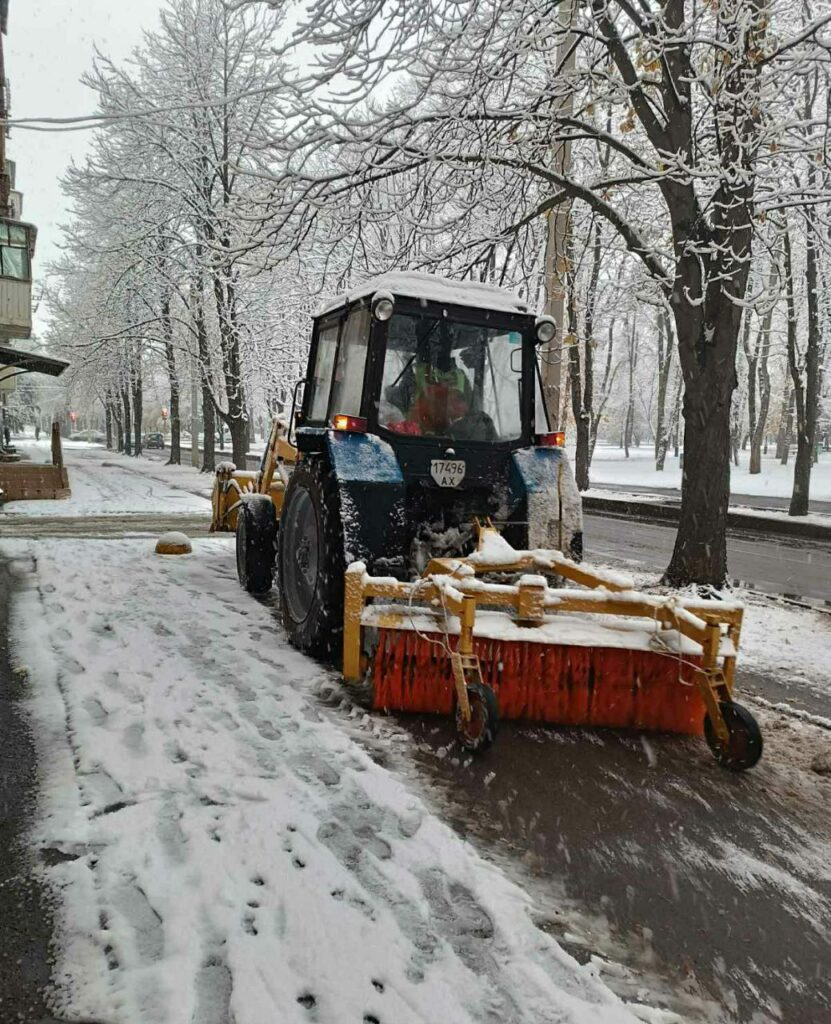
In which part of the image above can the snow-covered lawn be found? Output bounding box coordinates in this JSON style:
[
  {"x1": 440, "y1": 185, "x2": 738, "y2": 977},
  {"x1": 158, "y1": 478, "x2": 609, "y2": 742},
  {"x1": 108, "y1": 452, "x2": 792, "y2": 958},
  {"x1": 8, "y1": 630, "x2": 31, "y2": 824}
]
[
  {"x1": 587, "y1": 443, "x2": 831, "y2": 502},
  {"x1": 5, "y1": 536, "x2": 665, "y2": 1024}
]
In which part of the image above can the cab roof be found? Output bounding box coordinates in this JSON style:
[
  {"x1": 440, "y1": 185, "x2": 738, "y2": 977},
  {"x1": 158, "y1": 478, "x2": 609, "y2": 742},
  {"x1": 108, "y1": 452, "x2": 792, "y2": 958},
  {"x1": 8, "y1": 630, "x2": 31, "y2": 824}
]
[{"x1": 316, "y1": 271, "x2": 531, "y2": 318}]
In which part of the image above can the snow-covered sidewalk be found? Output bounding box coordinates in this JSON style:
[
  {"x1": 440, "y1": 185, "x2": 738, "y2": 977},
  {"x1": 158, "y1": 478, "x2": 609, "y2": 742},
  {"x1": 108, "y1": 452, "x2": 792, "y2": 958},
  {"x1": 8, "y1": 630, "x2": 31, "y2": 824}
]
[
  {"x1": 3, "y1": 442, "x2": 213, "y2": 517},
  {"x1": 4, "y1": 536, "x2": 665, "y2": 1024}
]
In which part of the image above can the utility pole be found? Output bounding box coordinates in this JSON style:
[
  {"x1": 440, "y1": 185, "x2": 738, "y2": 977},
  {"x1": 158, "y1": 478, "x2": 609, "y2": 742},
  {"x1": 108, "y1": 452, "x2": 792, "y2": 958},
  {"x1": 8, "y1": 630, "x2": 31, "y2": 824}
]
[
  {"x1": 0, "y1": 0, "x2": 11, "y2": 219},
  {"x1": 541, "y1": 0, "x2": 577, "y2": 431}
]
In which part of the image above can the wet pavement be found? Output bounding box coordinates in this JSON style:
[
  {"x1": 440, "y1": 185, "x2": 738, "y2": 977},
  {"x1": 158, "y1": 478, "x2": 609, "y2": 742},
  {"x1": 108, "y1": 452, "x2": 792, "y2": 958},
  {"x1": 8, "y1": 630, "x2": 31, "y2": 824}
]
[
  {"x1": 392, "y1": 704, "x2": 831, "y2": 1024},
  {"x1": 0, "y1": 557, "x2": 56, "y2": 1022},
  {"x1": 584, "y1": 514, "x2": 831, "y2": 607}
]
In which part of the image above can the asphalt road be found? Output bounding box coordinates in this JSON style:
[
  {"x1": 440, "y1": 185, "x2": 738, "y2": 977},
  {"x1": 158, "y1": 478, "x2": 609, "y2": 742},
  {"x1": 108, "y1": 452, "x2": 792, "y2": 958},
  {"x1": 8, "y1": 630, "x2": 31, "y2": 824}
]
[
  {"x1": 396, "y1": 707, "x2": 831, "y2": 1024},
  {"x1": 592, "y1": 482, "x2": 831, "y2": 515},
  {"x1": 584, "y1": 513, "x2": 831, "y2": 606}
]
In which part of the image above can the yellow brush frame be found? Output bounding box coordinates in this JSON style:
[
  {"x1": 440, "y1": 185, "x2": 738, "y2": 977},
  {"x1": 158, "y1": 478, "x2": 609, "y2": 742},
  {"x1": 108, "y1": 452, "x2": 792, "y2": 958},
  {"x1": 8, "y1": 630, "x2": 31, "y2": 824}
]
[{"x1": 344, "y1": 527, "x2": 743, "y2": 743}]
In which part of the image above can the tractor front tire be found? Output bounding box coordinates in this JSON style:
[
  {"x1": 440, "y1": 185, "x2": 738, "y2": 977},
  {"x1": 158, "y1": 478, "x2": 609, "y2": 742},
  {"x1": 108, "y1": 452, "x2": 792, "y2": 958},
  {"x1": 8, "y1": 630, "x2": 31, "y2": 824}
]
[
  {"x1": 278, "y1": 458, "x2": 345, "y2": 657},
  {"x1": 236, "y1": 495, "x2": 277, "y2": 595}
]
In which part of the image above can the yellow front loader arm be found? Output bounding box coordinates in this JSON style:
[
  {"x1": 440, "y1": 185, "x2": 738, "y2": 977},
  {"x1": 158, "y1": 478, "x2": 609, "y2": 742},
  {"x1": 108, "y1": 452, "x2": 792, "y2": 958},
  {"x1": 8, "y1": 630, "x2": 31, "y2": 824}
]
[{"x1": 209, "y1": 417, "x2": 297, "y2": 533}]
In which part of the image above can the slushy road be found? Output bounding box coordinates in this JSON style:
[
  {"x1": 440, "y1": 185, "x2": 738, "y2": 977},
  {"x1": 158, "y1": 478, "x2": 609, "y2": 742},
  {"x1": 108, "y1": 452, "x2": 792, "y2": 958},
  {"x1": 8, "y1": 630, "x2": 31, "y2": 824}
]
[{"x1": 584, "y1": 513, "x2": 831, "y2": 605}]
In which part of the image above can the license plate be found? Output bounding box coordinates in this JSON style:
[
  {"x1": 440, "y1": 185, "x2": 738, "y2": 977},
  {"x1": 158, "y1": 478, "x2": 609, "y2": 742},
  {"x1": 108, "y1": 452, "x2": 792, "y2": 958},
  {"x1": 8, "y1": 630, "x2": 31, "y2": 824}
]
[{"x1": 430, "y1": 459, "x2": 466, "y2": 488}]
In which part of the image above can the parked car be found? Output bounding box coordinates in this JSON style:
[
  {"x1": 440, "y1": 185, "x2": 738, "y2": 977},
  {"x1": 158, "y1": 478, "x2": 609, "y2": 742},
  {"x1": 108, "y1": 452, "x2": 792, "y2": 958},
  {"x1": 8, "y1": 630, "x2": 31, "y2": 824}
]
[
  {"x1": 69, "y1": 430, "x2": 107, "y2": 444},
  {"x1": 143, "y1": 432, "x2": 165, "y2": 449}
]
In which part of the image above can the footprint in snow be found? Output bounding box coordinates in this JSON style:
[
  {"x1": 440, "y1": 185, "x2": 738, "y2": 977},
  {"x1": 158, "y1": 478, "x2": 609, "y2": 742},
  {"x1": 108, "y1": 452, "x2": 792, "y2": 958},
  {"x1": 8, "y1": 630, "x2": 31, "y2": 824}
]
[
  {"x1": 82, "y1": 697, "x2": 109, "y2": 727},
  {"x1": 123, "y1": 721, "x2": 145, "y2": 754}
]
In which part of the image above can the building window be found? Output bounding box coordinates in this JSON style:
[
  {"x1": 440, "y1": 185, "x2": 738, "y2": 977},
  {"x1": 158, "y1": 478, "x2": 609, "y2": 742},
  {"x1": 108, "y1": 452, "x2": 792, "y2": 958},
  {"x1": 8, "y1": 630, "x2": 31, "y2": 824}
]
[{"x1": 0, "y1": 222, "x2": 31, "y2": 281}]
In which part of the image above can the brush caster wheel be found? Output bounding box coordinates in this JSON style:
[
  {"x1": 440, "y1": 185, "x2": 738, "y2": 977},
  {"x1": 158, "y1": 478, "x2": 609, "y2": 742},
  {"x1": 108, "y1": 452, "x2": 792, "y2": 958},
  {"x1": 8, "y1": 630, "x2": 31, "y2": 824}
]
[
  {"x1": 455, "y1": 683, "x2": 499, "y2": 754},
  {"x1": 236, "y1": 495, "x2": 277, "y2": 595},
  {"x1": 704, "y1": 701, "x2": 763, "y2": 772}
]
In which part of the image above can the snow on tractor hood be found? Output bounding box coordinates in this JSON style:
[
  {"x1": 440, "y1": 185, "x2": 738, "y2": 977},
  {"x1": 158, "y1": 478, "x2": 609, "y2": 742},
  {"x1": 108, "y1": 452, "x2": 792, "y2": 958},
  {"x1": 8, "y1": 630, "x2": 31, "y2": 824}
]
[{"x1": 316, "y1": 271, "x2": 531, "y2": 318}]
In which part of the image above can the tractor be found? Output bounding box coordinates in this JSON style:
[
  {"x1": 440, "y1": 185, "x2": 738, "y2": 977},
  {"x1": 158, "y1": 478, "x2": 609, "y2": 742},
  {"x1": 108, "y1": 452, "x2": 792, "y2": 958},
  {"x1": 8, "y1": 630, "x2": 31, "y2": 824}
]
[{"x1": 210, "y1": 272, "x2": 762, "y2": 769}]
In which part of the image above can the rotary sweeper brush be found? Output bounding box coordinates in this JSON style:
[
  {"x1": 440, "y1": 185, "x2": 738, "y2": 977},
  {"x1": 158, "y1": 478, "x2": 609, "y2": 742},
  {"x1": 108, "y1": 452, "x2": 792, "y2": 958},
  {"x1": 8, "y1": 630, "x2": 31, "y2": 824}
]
[{"x1": 211, "y1": 271, "x2": 763, "y2": 771}]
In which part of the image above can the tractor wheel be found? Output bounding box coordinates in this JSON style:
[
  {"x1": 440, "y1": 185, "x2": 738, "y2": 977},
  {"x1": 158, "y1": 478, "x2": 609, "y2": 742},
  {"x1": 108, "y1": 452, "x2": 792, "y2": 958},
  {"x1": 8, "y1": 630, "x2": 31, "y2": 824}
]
[
  {"x1": 704, "y1": 701, "x2": 763, "y2": 772},
  {"x1": 278, "y1": 458, "x2": 344, "y2": 656},
  {"x1": 235, "y1": 495, "x2": 277, "y2": 595},
  {"x1": 455, "y1": 683, "x2": 499, "y2": 754}
]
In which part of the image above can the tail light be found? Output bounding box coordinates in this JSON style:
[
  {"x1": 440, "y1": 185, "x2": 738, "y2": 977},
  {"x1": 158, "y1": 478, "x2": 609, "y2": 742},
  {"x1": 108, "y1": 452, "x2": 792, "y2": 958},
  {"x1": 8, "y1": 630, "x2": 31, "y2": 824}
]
[
  {"x1": 332, "y1": 414, "x2": 367, "y2": 433},
  {"x1": 537, "y1": 431, "x2": 566, "y2": 448}
]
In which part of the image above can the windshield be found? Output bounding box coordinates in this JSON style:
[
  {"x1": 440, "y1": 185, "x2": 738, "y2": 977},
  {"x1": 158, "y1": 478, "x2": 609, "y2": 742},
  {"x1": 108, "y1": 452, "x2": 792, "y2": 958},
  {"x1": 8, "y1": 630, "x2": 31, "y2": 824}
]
[{"x1": 379, "y1": 312, "x2": 524, "y2": 442}]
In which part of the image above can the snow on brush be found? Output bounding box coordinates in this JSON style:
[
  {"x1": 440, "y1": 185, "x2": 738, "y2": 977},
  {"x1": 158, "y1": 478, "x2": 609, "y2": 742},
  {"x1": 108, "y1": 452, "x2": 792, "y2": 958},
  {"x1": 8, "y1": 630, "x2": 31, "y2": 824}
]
[{"x1": 3, "y1": 536, "x2": 666, "y2": 1024}]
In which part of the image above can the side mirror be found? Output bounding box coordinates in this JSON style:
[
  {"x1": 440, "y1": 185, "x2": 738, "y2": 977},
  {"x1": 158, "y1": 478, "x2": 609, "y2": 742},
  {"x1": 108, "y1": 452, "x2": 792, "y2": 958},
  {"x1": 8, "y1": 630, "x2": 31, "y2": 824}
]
[{"x1": 288, "y1": 377, "x2": 307, "y2": 444}]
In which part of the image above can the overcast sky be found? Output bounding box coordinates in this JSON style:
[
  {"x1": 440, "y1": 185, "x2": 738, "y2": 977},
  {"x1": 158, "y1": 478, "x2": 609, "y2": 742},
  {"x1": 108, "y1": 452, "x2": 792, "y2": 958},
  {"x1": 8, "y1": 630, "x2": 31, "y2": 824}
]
[{"x1": 7, "y1": 0, "x2": 165, "y2": 332}]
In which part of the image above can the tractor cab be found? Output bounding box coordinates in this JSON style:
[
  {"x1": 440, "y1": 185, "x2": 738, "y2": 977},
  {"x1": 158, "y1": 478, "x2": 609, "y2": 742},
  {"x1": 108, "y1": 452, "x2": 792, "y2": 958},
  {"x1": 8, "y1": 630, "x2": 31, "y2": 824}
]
[
  {"x1": 300, "y1": 273, "x2": 549, "y2": 450},
  {"x1": 291, "y1": 274, "x2": 581, "y2": 573}
]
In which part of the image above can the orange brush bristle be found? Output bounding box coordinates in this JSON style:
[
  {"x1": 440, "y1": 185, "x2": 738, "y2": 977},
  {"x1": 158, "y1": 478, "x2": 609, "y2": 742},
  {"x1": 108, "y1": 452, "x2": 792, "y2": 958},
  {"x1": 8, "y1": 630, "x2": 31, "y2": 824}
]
[{"x1": 372, "y1": 629, "x2": 705, "y2": 735}]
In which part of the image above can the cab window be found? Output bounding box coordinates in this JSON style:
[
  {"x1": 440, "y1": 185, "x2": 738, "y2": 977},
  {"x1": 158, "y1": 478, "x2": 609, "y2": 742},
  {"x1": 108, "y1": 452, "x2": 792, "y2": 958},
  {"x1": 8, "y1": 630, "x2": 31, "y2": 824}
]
[
  {"x1": 328, "y1": 307, "x2": 370, "y2": 419},
  {"x1": 307, "y1": 322, "x2": 339, "y2": 423}
]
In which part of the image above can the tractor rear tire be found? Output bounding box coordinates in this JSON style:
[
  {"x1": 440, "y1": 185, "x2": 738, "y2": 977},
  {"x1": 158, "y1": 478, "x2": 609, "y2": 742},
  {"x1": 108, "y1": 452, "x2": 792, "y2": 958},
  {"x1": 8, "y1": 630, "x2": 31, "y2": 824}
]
[
  {"x1": 236, "y1": 495, "x2": 277, "y2": 595},
  {"x1": 278, "y1": 458, "x2": 345, "y2": 657}
]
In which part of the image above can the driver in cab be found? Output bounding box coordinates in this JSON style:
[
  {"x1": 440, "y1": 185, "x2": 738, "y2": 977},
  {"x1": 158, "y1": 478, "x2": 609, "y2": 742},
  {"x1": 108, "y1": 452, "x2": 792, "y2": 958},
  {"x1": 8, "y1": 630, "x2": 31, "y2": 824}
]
[{"x1": 384, "y1": 328, "x2": 474, "y2": 437}]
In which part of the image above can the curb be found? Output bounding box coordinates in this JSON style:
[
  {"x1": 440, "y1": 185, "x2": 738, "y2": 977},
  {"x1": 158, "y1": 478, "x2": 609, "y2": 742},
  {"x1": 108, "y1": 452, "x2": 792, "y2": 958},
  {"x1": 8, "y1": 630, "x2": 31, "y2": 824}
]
[{"x1": 583, "y1": 495, "x2": 831, "y2": 543}]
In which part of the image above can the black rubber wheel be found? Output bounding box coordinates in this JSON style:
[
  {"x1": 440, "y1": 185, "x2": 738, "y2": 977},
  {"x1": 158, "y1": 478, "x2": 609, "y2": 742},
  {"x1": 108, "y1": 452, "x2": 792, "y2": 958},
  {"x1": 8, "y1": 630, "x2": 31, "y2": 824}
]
[
  {"x1": 455, "y1": 683, "x2": 499, "y2": 754},
  {"x1": 704, "y1": 701, "x2": 763, "y2": 772},
  {"x1": 277, "y1": 458, "x2": 345, "y2": 656},
  {"x1": 235, "y1": 495, "x2": 277, "y2": 595}
]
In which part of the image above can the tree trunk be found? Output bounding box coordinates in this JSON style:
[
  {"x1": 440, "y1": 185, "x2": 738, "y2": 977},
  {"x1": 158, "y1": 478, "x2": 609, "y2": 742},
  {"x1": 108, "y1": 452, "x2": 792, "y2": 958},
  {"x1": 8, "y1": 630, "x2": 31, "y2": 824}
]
[
  {"x1": 665, "y1": 274, "x2": 744, "y2": 587},
  {"x1": 212, "y1": 266, "x2": 249, "y2": 467},
  {"x1": 749, "y1": 329, "x2": 771, "y2": 474},
  {"x1": 748, "y1": 262, "x2": 776, "y2": 474},
  {"x1": 132, "y1": 373, "x2": 143, "y2": 458},
  {"x1": 566, "y1": 246, "x2": 590, "y2": 491},
  {"x1": 654, "y1": 310, "x2": 674, "y2": 471},
  {"x1": 624, "y1": 317, "x2": 637, "y2": 458},
  {"x1": 590, "y1": 321, "x2": 616, "y2": 463},
  {"x1": 193, "y1": 270, "x2": 216, "y2": 473},
  {"x1": 121, "y1": 386, "x2": 132, "y2": 456},
  {"x1": 569, "y1": 218, "x2": 601, "y2": 492},
  {"x1": 786, "y1": 221, "x2": 821, "y2": 516},
  {"x1": 113, "y1": 404, "x2": 123, "y2": 453},
  {"x1": 161, "y1": 293, "x2": 181, "y2": 466},
  {"x1": 105, "y1": 402, "x2": 113, "y2": 449}
]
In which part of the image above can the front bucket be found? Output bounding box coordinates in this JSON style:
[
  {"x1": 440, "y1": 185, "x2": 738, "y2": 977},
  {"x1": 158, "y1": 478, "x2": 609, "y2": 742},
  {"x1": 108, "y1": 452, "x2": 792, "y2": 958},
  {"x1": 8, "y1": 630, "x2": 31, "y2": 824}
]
[{"x1": 371, "y1": 629, "x2": 705, "y2": 735}]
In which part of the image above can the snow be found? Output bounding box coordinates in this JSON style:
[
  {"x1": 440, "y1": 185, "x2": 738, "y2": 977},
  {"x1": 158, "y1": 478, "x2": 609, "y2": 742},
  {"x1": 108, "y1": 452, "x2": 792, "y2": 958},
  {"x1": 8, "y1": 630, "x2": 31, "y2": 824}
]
[
  {"x1": 737, "y1": 594, "x2": 831, "y2": 704},
  {"x1": 587, "y1": 443, "x2": 831, "y2": 503},
  {"x1": 3, "y1": 534, "x2": 655, "y2": 1024},
  {"x1": 1, "y1": 442, "x2": 213, "y2": 516},
  {"x1": 468, "y1": 529, "x2": 519, "y2": 564},
  {"x1": 318, "y1": 271, "x2": 530, "y2": 317},
  {"x1": 362, "y1": 604, "x2": 726, "y2": 658}
]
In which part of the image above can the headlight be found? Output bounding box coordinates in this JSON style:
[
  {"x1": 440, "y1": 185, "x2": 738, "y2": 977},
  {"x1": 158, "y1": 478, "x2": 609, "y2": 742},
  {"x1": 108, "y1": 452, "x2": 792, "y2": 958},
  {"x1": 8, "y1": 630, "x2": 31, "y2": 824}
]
[
  {"x1": 372, "y1": 290, "x2": 395, "y2": 321},
  {"x1": 535, "y1": 316, "x2": 557, "y2": 344}
]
